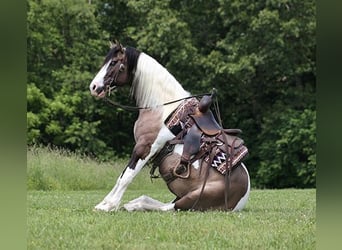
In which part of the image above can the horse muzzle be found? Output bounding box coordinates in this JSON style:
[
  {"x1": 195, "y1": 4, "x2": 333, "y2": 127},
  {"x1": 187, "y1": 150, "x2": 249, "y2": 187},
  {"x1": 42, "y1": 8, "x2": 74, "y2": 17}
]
[{"x1": 90, "y1": 82, "x2": 107, "y2": 98}]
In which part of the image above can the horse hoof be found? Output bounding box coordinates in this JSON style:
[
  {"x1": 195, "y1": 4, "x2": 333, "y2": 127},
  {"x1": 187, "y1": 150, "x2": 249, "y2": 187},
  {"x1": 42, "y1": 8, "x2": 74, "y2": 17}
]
[
  {"x1": 94, "y1": 201, "x2": 114, "y2": 212},
  {"x1": 123, "y1": 203, "x2": 141, "y2": 212}
]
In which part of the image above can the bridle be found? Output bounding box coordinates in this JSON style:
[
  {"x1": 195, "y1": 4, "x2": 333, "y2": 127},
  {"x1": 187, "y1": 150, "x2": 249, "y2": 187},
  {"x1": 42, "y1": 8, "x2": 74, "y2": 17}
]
[{"x1": 103, "y1": 48, "x2": 129, "y2": 96}]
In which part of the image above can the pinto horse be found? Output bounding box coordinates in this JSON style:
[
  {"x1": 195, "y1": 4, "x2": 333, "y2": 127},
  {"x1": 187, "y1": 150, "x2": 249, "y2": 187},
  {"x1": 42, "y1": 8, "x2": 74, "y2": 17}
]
[{"x1": 89, "y1": 41, "x2": 250, "y2": 212}]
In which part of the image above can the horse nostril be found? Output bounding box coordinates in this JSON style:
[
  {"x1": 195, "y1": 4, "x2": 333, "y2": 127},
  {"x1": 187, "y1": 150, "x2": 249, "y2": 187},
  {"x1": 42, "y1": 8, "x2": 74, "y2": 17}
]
[
  {"x1": 92, "y1": 84, "x2": 96, "y2": 90},
  {"x1": 96, "y1": 86, "x2": 105, "y2": 94}
]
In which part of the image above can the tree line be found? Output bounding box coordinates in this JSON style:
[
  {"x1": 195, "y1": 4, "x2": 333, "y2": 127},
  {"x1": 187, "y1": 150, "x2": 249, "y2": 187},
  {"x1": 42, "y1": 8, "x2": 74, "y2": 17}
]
[{"x1": 27, "y1": 0, "x2": 316, "y2": 188}]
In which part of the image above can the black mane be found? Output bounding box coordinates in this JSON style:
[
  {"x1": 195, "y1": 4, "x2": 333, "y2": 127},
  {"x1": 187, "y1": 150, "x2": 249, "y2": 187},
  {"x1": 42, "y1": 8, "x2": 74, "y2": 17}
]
[{"x1": 125, "y1": 46, "x2": 141, "y2": 74}]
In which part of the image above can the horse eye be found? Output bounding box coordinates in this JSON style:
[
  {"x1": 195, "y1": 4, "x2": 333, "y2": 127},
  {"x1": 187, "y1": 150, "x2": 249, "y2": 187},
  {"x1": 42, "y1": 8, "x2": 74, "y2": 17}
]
[{"x1": 110, "y1": 60, "x2": 117, "y2": 66}]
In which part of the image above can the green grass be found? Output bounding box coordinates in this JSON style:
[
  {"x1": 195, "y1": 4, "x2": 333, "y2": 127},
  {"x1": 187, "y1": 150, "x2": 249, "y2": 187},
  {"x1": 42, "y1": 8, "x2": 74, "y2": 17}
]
[{"x1": 27, "y1": 147, "x2": 316, "y2": 249}]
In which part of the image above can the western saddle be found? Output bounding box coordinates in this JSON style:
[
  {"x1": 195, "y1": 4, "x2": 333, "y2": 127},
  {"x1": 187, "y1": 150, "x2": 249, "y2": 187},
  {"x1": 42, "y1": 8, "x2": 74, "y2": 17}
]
[{"x1": 150, "y1": 90, "x2": 248, "y2": 182}]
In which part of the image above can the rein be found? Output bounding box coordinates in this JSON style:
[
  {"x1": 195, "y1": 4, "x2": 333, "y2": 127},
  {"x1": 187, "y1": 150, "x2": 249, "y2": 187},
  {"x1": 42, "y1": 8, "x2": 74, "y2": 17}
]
[
  {"x1": 212, "y1": 96, "x2": 233, "y2": 210},
  {"x1": 103, "y1": 92, "x2": 211, "y2": 111}
]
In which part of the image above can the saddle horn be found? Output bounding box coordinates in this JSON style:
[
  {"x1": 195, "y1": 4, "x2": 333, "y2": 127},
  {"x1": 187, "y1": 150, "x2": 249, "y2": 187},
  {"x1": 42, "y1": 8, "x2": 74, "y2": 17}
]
[{"x1": 198, "y1": 88, "x2": 217, "y2": 113}]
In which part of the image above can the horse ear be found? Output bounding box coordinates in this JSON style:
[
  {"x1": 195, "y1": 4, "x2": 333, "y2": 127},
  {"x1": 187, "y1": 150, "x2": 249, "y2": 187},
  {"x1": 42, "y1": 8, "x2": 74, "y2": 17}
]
[
  {"x1": 115, "y1": 40, "x2": 124, "y2": 52},
  {"x1": 109, "y1": 39, "x2": 124, "y2": 51},
  {"x1": 109, "y1": 40, "x2": 115, "y2": 49}
]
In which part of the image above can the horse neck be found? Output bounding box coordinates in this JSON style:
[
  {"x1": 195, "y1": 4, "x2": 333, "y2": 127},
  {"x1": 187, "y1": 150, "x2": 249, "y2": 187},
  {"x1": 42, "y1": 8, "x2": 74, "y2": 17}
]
[{"x1": 131, "y1": 53, "x2": 190, "y2": 120}]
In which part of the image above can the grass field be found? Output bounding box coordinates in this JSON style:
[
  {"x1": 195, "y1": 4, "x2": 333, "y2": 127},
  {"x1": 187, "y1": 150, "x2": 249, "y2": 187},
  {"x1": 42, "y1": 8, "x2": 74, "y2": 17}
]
[{"x1": 27, "y1": 147, "x2": 316, "y2": 249}]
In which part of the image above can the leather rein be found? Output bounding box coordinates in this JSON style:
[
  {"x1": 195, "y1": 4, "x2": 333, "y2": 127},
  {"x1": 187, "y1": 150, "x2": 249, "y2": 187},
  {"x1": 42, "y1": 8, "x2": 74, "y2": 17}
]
[{"x1": 103, "y1": 93, "x2": 211, "y2": 112}]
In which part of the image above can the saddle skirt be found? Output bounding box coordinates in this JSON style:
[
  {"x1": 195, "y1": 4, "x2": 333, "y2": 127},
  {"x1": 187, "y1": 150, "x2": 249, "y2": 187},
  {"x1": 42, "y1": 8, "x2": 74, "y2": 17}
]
[{"x1": 204, "y1": 133, "x2": 249, "y2": 175}]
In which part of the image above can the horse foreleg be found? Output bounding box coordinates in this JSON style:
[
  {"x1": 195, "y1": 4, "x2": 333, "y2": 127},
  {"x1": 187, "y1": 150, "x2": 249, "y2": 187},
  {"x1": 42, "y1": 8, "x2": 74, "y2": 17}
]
[
  {"x1": 94, "y1": 125, "x2": 175, "y2": 212},
  {"x1": 94, "y1": 157, "x2": 147, "y2": 212},
  {"x1": 123, "y1": 195, "x2": 175, "y2": 212}
]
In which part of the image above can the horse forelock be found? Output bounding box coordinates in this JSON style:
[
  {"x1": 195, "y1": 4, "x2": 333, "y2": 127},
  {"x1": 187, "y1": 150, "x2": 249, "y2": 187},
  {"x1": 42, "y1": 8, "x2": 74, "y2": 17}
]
[
  {"x1": 103, "y1": 46, "x2": 120, "y2": 66},
  {"x1": 131, "y1": 53, "x2": 189, "y2": 110}
]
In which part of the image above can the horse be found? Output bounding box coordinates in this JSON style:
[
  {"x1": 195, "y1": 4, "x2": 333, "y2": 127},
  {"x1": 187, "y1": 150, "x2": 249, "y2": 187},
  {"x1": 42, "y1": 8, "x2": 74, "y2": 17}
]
[{"x1": 89, "y1": 41, "x2": 250, "y2": 212}]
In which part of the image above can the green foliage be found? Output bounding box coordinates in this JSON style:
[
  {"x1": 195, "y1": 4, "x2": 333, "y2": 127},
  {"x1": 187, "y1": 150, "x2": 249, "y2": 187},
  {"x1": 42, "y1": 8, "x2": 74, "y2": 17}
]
[
  {"x1": 257, "y1": 108, "x2": 316, "y2": 188},
  {"x1": 27, "y1": 83, "x2": 49, "y2": 144},
  {"x1": 27, "y1": 0, "x2": 123, "y2": 159},
  {"x1": 27, "y1": 0, "x2": 316, "y2": 187}
]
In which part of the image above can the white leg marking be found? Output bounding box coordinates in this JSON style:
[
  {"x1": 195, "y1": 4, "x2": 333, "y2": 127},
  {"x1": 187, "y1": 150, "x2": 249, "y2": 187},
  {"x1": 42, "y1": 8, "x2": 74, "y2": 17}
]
[
  {"x1": 123, "y1": 195, "x2": 175, "y2": 212},
  {"x1": 94, "y1": 161, "x2": 145, "y2": 212},
  {"x1": 232, "y1": 163, "x2": 251, "y2": 212},
  {"x1": 94, "y1": 125, "x2": 175, "y2": 212}
]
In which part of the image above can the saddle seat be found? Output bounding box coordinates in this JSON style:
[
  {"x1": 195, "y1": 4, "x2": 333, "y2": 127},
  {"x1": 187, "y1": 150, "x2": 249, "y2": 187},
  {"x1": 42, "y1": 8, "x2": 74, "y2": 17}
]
[
  {"x1": 189, "y1": 94, "x2": 221, "y2": 136},
  {"x1": 190, "y1": 111, "x2": 221, "y2": 136}
]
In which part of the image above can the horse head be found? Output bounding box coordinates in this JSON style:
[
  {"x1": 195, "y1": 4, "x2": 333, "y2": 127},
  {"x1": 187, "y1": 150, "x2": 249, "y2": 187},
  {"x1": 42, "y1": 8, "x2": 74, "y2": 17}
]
[{"x1": 90, "y1": 40, "x2": 138, "y2": 98}]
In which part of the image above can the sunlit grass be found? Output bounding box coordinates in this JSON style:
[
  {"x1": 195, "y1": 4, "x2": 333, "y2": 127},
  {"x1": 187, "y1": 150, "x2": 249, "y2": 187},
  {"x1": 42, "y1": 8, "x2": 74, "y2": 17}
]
[{"x1": 27, "y1": 147, "x2": 316, "y2": 249}]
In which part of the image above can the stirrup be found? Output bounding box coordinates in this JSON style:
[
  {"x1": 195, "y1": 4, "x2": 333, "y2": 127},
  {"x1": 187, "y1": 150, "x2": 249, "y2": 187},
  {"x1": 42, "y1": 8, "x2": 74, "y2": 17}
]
[{"x1": 172, "y1": 162, "x2": 191, "y2": 179}]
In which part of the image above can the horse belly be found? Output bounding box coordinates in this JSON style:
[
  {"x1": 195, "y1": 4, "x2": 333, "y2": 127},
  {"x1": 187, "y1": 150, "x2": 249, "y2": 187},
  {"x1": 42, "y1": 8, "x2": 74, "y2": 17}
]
[{"x1": 158, "y1": 153, "x2": 197, "y2": 197}]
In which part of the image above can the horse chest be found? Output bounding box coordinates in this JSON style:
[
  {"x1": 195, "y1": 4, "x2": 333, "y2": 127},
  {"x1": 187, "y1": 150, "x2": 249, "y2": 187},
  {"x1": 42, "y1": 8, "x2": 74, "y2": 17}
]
[{"x1": 133, "y1": 109, "x2": 163, "y2": 143}]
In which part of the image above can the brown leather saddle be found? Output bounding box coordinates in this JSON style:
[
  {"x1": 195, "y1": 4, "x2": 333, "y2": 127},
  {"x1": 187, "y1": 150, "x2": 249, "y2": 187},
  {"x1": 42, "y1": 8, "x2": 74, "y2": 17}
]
[
  {"x1": 178, "y1": 94, "x2": 243, "y2": 166},
  {"x1": 150, "y1": 91, "x2": 247, "y2": 182}
]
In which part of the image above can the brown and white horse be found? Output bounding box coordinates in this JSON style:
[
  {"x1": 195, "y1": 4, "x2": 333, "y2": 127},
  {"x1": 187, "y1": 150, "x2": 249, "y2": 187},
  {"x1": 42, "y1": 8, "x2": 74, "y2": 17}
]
[{"x1": 89, "y1": 41, "x2": 250, "y2": 212}]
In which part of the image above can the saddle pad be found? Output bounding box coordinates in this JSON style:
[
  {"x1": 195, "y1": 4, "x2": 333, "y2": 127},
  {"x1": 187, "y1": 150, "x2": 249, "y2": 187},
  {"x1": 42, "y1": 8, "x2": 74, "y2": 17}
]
[
  {"x1": 165, "y1": 98, "x2": 199, "y2": 129},
  {"x1": 211, "y1": 145, "x2": 248, "y2": 175}
]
